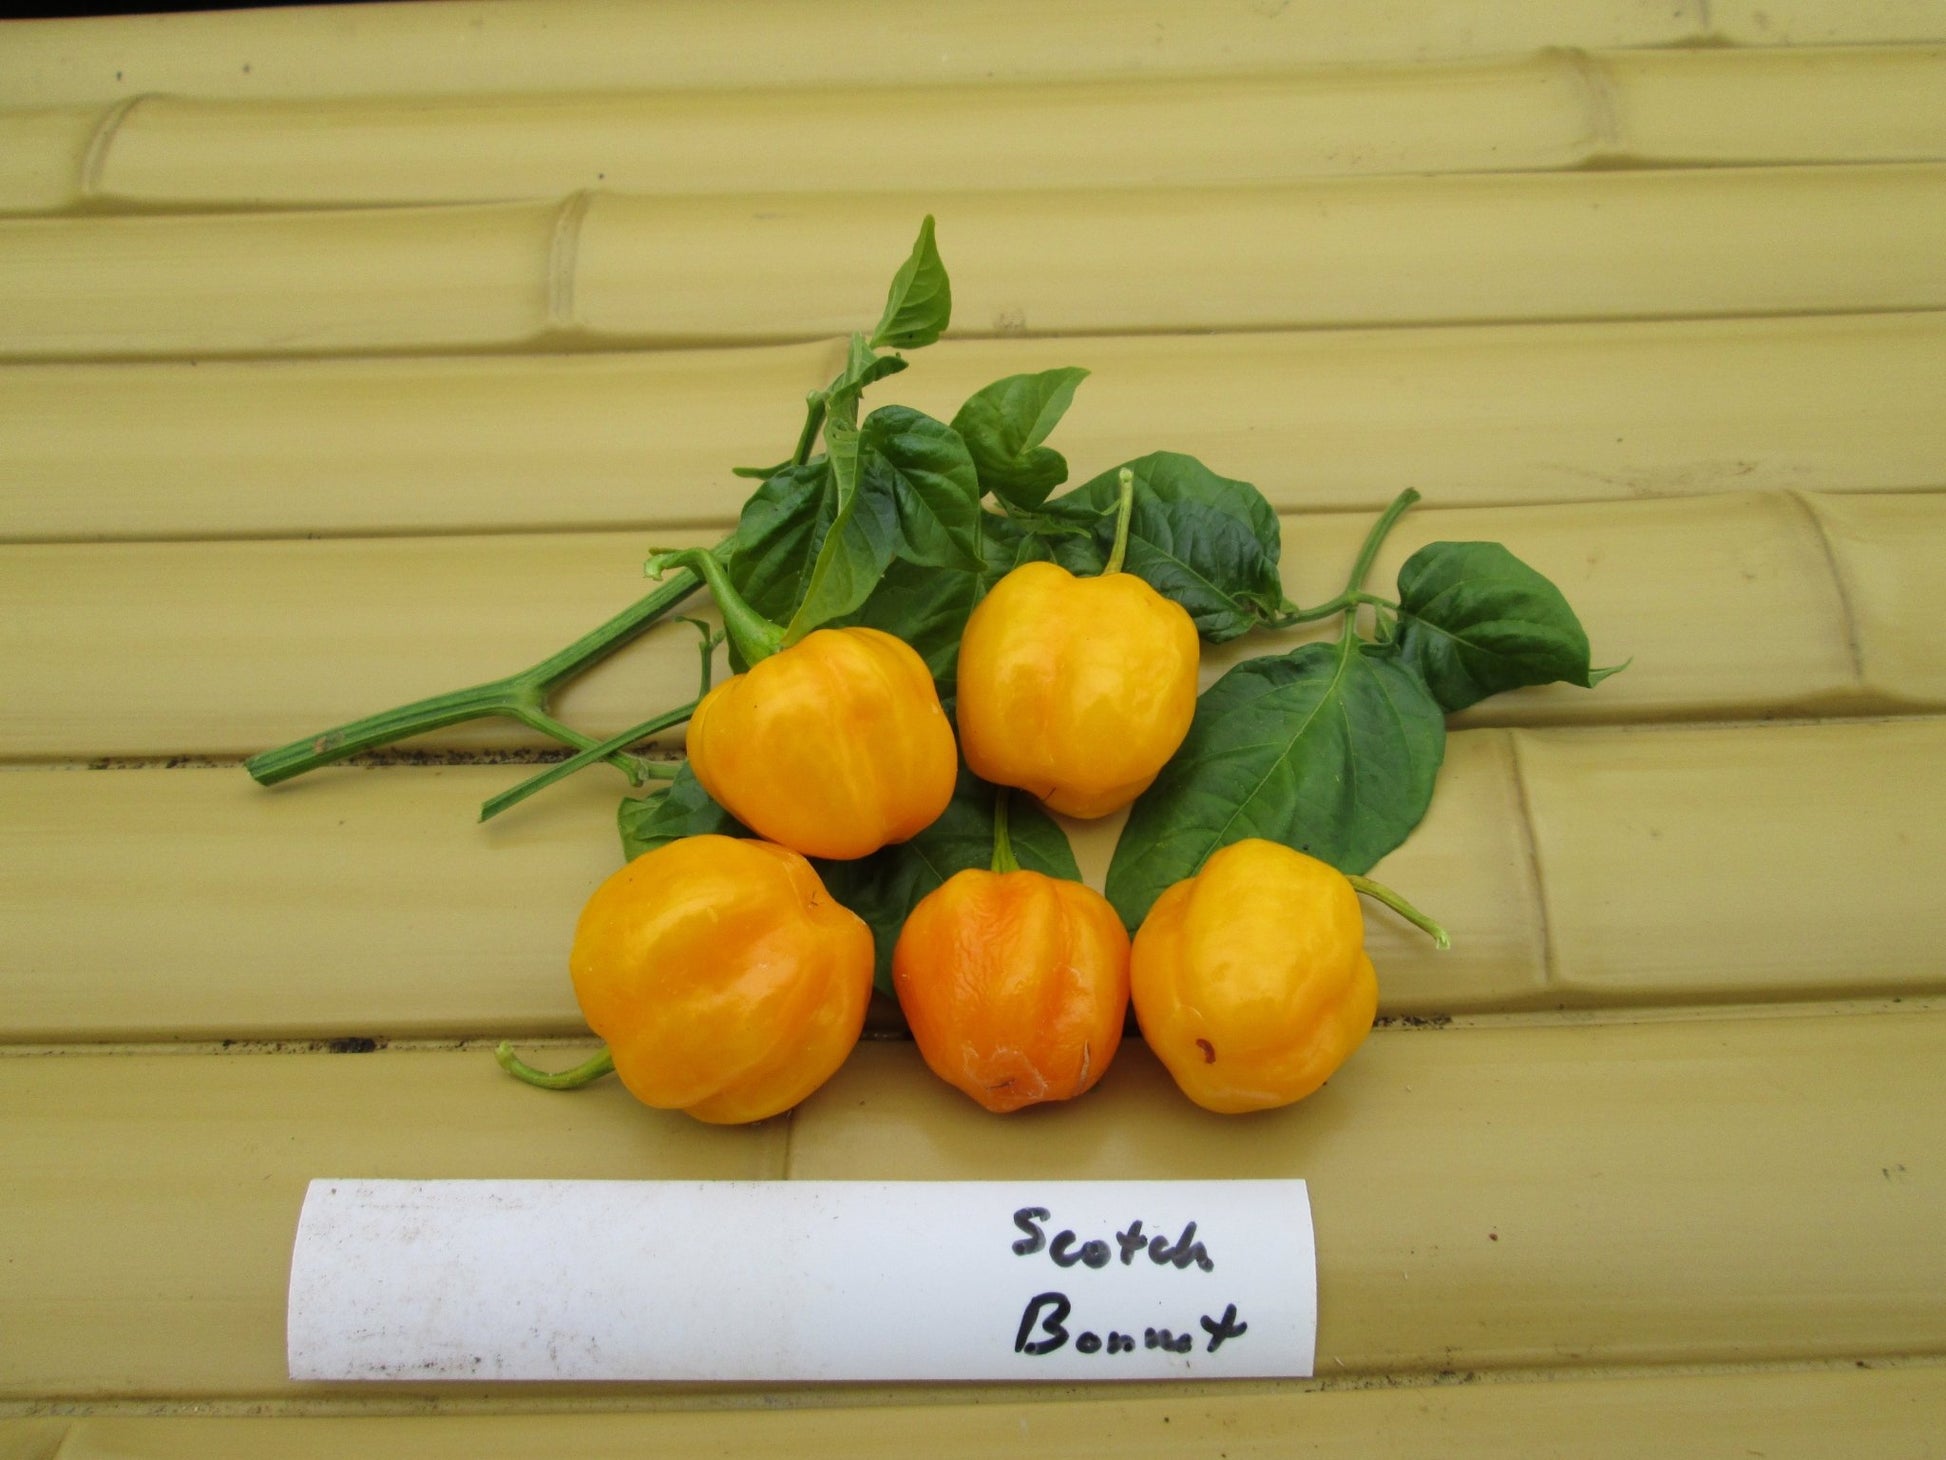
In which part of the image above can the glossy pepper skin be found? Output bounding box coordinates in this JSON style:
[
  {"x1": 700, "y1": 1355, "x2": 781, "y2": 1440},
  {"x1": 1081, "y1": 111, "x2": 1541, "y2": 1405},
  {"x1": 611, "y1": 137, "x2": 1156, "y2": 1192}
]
[
  {"x1": 685, "y1": 626, "x2": 958, "y2": 861},
  {"x1": 893, "y1": 868, "x2": 1131, "y2": 1113},
  {"x1": 569, "y1": 834, "x2": 874, "y2": 1124},
  {"x1": 1130, "y1": 839, "x2": 1378, "y2": 1114},
  {"x1": 955, "y1": 560, "x2": 1199, "y2": 819}
]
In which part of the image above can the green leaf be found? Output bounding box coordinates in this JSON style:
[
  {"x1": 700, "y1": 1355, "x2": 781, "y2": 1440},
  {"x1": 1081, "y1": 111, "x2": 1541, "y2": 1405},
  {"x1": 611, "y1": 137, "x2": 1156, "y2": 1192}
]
[
  {"x1": 831, "y1": 508, "x2": 1029, "y2": 692},
  {"x1": 816, "y1": 765, "x2": 1080, "y2": 996},
  {"x1": 771, "y1": 406, "x2": 981, "y2": 646},
  {"x1": 950, "y1": 367, "x2": 1089, "y2": 508},
  {"x1": 781, "y1": 433, "x2": 897, "y2": 643},
  {"x1": 858, "y1": 404, "x2": 982, "y2": 571},
  {"x1": 869, "y1": 215, "x2": 951, "y2": 350},
  {"x1": 833, "y1": 556, "x2": 973, "y2": 688},
  {"x1": 617, "y1": 765, "x2": 747, "y2": 861},
  {"x1": 1104, "y1": 640, "x2": 1446, "y2": 931},
  {"x1": 1051, "y1": 452, "x2": 1285, "y2": 642},
  {"x1": 1392, "y1": 541, "x2": 1615, "y2": 712},
  {"x1": 726, "y1": 460, "x2": 831, "y2": 634}
]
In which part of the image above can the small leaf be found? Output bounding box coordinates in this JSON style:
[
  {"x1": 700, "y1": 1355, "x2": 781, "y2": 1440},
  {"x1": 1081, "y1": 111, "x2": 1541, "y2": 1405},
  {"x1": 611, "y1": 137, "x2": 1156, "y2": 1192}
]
[
  {"x1": 950, "y1": 367, "x2": 1089, "y2": 508},
  {"x1": 617, "y1": 766, "x2": 747, "y2": 861},
  {"x1": 1392, "y1": 541, "x2": 1614, "y2": 712},
  {"x1": 1051, "y1": 452, "x2": 1285, "y2": 642},
  {"x1": 816, "y1": 764, "x2": 1079, "y2": 995},
  {"x1": 869, "y1": 215, "x2": 951, "y2": 350},
  {"x1": 1105, "y1": 641, "x2": 1446, "y2": 930}
]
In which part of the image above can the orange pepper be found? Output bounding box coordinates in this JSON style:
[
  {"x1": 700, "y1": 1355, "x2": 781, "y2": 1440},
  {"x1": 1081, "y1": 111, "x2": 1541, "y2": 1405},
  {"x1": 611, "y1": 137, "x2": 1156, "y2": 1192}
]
[
  {"x1": 569, "y1": 834, "x2": 874, "y2": 1124},
  {"x1": 894, "y1": 862, "x2": 1131, "y2": 1113},
  {"x1": 956, "y1": 471, "x2": 1199, "y2": 818},
  {"x1": 686, "y1": 625, "x2": 957, "y2": 860},
  {"x1": 956, "y1": 561, "x2": 1198, "y2": 818},
  {"x1": 1130, "y1": 839, "x2": 1379, "y2": 1114}
]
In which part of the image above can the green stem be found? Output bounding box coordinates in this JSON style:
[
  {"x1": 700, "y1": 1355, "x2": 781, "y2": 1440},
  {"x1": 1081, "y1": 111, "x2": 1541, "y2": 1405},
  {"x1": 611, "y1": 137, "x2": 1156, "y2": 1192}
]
[
  {"x1": 1338, "y1": 492, "x2": 1416, "y2": 646},
  {"x1": 495, "y1": 1042, "x2": 616, "y2": 1091},
  {"x1": 479, "y1": 703, "x2": 694, "y2": 823},
  {"x1": 991, "y1": 788, "x2": 1021, "y2": 873},
  {"x1": 1267, "y1": 589, "x2": 1399, "y2": 629},
  {"x1": 1103, "y1": 467, "x2": 1137, "y2": 576},
  {"x1": 244, "y1": 559, "x2": 712, "y2": 787},
  {"x1": 477, "y1": 616, "x2": 721, "y2": 822},
  {"x1": 505, "y1": 703, "x2": 648, "y2": 784},
  {"x1": 646, "y1": 547, "x2": 786, "y2": 667},
  {"x1": 792, "y1": 390, "x2": 829, "y2": 468},
  {"x1": 1347, "y1": 873, "x2": 1451, "y2": 950}
]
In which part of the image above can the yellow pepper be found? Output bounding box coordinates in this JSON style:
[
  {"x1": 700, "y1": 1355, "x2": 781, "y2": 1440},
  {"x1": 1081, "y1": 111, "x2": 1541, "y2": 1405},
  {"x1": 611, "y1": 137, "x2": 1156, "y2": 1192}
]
[
  {"x1": 893, "y1": 861, "x2": 1130, "y2": 1114},
  {"x1": 567, "y1": 834, "x2": 874, "y2": 1124},
  {"x1": 1130, "y1": 839, "x2": 1380, "y2": 1114},
  {"x1": 646, "y1": 546, "x2": 958, "y2": 861},
  {"x1": 686, "y1": 625, "x2": 957, "y2": 861},
  {"x1": 956, "y1": 484, "x2": 1199, "y2": 819}
]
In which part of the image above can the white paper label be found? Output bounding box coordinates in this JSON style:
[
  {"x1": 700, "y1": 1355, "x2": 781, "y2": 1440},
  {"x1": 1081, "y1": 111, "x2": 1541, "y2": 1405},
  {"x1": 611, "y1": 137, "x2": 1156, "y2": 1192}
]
[{"x1": 288, "y1": 1178, "x2": 1315, "y2": 1382}]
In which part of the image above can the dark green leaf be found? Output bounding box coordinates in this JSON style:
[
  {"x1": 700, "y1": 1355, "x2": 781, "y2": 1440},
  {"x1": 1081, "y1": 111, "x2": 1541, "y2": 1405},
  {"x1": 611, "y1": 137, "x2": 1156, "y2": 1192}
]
[
  {"x1": 816, "y1": 769, "x2": 1079, "y2": 996},
  {"x1": 783, "y1": 429, "x2": 898, "y2": 642},
  {"x1": 834, "y1": 556, "x2": 973, "y2": 688},
  {"x1": 950, "y1": 367, "x2": 1089, "y2": 508},
  {"x1": 869, "y1": 215, "x2": 951, "y2": 350},
  {"x1": 858, "y1": 404, "x2": 982, "y2": 572},
  {"x1": 617, "y1": 765, "x2": 747, "y2": 861},
  {"x1": 1392, "y1": 541, "x2": 1614, "y2": 712},
  {"x1": 726, "y1": 460, "x2": 830, "y2": 633},
  {"x1": 1104, "y1": 640, "x2": 1446, "y2": 930},
  {"x1": 835, "y1": 508, "x2": 1038, "y2": 692},
  {"x1": 1052, "y1": 452, "x2": 1285, "y2": 642}
]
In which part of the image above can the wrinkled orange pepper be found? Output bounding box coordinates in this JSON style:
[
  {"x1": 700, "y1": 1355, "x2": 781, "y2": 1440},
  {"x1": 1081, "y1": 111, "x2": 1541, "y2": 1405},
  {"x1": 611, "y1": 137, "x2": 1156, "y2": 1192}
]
[
  {"x1": 955, "y1": 473, "x2": 1199, "y2": 819},
  {"x1": 893, "y1": 794, "x2": 1130, "y2": 1112},
  {"x1": 650, "y1": 546, "x2": 958, "y2": 861},
  {"x1": 568, "y1": 834, "x2": 874, "y2": 1124},
  {"x1": 687, "y1": 625, "x2": 957, "y2": 860},
  {"x1": 1130, "y1": 839, "x2": 1446, "y2": 1114}
]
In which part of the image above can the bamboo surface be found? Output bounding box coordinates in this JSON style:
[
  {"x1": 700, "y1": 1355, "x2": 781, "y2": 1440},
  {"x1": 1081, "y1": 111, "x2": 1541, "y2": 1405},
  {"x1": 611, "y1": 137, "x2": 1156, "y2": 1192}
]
[
  {"x1": 9, "y1": 491, "x2": 1931, "y2": 761},
  {"x1": 4, "y1": 1020, "x2": 1942, "y2": 1399},
  {"x1": 6, "y1": 166, "x2": 1946, "y2": 358},
  {"x1": 1, "y1": 47, "x2": 1929, "y2": 212},
  {"x1": 5, "y1": 314, "x2": 1944, "y2": 542},
  {"x1": 3, "y1": 0, "x2": 1944, "y2": 1449}
]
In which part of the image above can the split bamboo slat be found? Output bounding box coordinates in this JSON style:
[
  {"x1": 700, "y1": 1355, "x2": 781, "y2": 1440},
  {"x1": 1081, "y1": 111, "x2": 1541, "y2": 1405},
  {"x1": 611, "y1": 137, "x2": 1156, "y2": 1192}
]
[
  {"x1": 7, "y1": 1364, "x2": 1946, "y2": 1458},
  {"x1": 0, "y1": 1, "x2": 1726, "y2": 107},
  {"x1": 5, "y1": 313, "x2": 1944, "y2": 542},
  {"x1": 4, "y1": 0, "x2": 1945, "y2": 1448},
  {"x1": 3, "y1": 1020, "x2": 1942, "y2": 1398},
  {"x1": 5, "y1": 165, "x2": 1946, "y2": 359},
  {"x1": 5, "y1": 491, "x2": 1931, "y2": 761},
  {"x1": 1, "y1": 47, "x2": 1928, "y2": 213},
  {"x1": 4, "y1": 715, "x2": 1942, "y2": 1043}
]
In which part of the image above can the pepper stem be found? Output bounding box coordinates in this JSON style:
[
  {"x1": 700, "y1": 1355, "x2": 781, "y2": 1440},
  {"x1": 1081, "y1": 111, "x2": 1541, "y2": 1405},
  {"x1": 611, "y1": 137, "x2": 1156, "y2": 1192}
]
[
  {"x1": 244, "y1": 558, "x2": 711, "y2": 786},
  {"x1": 1347, "y1": 873, "x2": 1451, "y2": 950},
  {"x1": 495, "y1": 1042, "x2": 616, "y2": 1090},
  {"x1": 991, "y1": 787, "x2": 1021, "y2": 873},
  {"x1": 645, "y1": 547, "x2": 787, "y2": 667},
  {"x1": 1103, "y1": 467, "x2": 1137, "y2": 576}
]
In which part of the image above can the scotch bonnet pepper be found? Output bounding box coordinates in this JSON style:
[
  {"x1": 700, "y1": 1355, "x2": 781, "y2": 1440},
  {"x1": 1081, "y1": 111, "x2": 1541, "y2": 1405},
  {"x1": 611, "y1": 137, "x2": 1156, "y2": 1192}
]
[
  {"x1": 568, "y1": 834, "x2": 873, "y2": 1123},
  {"x1": 956, "y1": 472, "x2": 1199, "y2": 819},
  {"x1": 649, "y1": 547, "x2": 957, "y2": 861},
  {"x1": 893, "y1": 797, "x2": 1130, "y2": 1113},
  {"x1": 1129, "y1": 838, "x2": 1446, "y2": 1114}
]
